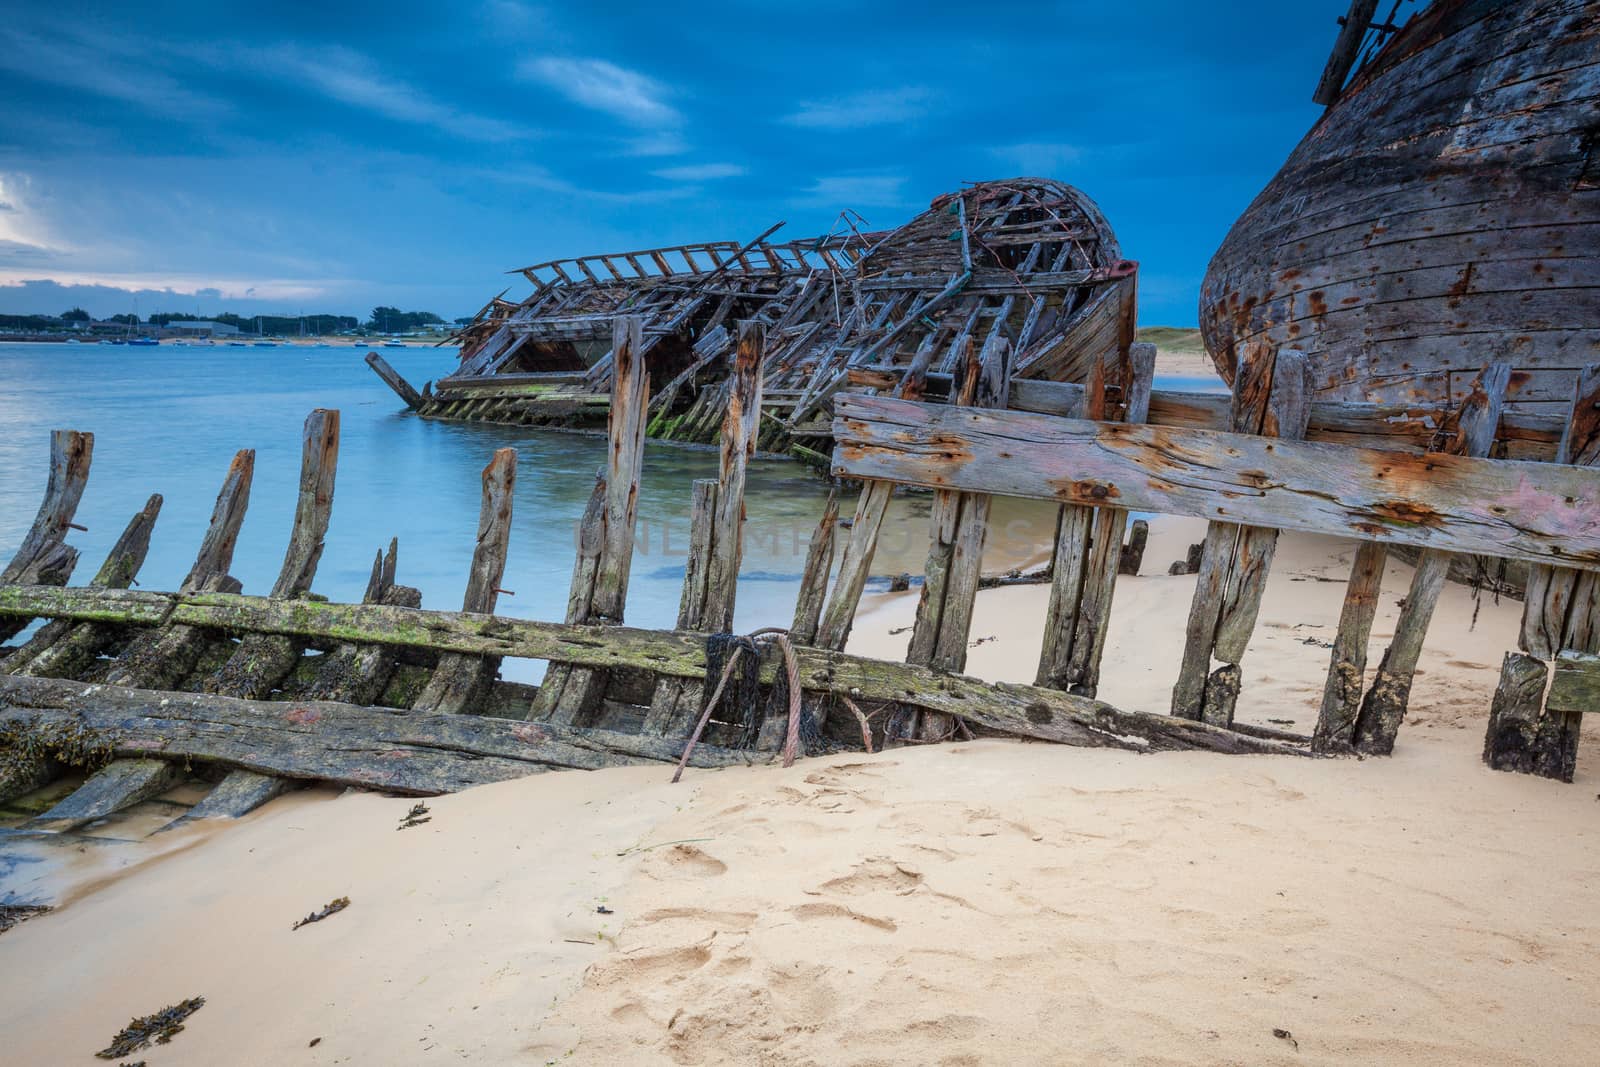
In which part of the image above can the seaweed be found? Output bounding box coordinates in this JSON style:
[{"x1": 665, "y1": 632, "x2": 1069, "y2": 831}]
[
  {"x1": 396, "y1": 802, "x2": 430, "y2": 830},
  {"x1": 0, "y1": 903, "x2": 52, "y2": 936},
  {"x1": 95, "y1": 996, "x2": 205, "y2": 1059},
  {"x1": 292, "y1": 896, "x2": 350, "y2": 930},
  {"x1": 0, "y1": 713, "x2": 116, "y2": 778}
]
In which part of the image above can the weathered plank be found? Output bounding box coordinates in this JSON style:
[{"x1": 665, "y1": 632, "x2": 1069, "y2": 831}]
[
  {"x1": 1313, "y1": 541, "x2": 1389, "y2": 752},
  {"x1": 0, "y1": 583, "x2": 1310, "y2": 757},
  {"x1": 1352, "y1": 363, "x2": 1511, "y2": 755},
  {"x1": 1486, "y1": 364, "x2": 1600, "y2": 779},
  {"x1": 789, "y1": 490, "x2": 839, "y2": 647},
  {"x1": 829, "y1": 386, "x2": 1600, "y2": 571},
  {"x1": 413, "y1": 447, "x2": 516, "y2": 714},
  {"x1": 1, "y1": 430, "x2": 93, "y2": 642},
  {"x1": 4, "y1": 493, "x2": 162, "y2": 678},
  {"x1": 304, "y1": 540, "x2": 422, "y2": 705},
  {"x1": 1483, "y1": 652, "x2": 1561, "y2": 778},
  {"x1": 202, "y1": 410, "x2": 340, "y2": 700},
  {"x1": 174, "y1": 769, "x2": 292, "y2": 823},
  {"x1": 104, "y1": 450, "x2": 255, "y2": 690},
  {"x1": 0, "y1": 676, "x2": 762, "y2": 798},
  {"x1": 28, "y1": 758, "x2": 182, "y2": 832},
  {"x1": 814, "y1": 480, "x2": 895, "y2": 652},
  {"x1": 642, "y1": 481, "x2": 718, "y2": 737},
  {"x1": 365, "y1": 351, "x2": 423, "y2": 409},
  {"x1": 1064, "y1": 342, "x2": 1158, "y2": 697},
  {"x1": 537, "y1": 317, "x2": 650, "y2": 726}
]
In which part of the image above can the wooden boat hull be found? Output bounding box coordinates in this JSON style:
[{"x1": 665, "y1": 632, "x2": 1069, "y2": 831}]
[{"x1": 1200, "y1": 0, "x2": 1600, "y2": 410}]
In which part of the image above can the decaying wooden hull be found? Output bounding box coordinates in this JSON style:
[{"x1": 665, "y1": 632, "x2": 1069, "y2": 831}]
[
  {"x1": 1200, "y1": 0, "x2": 1600, "y2": 410},
  {"x1": 398, "y1": 178, "x2": 1136, "y2": 457}
]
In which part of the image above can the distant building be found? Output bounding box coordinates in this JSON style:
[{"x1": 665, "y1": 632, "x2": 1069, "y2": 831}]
[{"x1": 162, "y1": 320, "x2": 241, "y2": 338}]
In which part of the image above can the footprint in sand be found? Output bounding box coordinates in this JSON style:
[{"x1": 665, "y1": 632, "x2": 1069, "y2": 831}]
[
  {"x1": 791, "y1": 901, "x2": 898, "y2": 931},
  {"x1": 644, "y1": 843, "x2": 727, "y2": 878},
  {"x1": 816, "y1": 856, "x2": 924, "y2": 896}
]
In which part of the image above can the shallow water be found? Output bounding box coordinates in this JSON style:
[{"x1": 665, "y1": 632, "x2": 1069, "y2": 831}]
[{"x1": 0, "y1": 342, "x2": 1220, "y2": 681}]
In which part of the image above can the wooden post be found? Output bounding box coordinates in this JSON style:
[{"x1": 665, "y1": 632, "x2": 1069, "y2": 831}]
[
  {"x1": 105, "y1": 449, "x2": 255, "y2": 691},
  {"x1": 3, "y1": 494, "x2": 162, "y2": 679},
  {"x1": 790, "y1": 490, "x2": 839, "y2": 647},
  {"x1": 643, "y1": 322, "x2": 766, "y2": 737},
  {"x1": 533, "y1": 317, "x2": 651, "y2": 726},
  {"x1": 1, "y1": 430, "x2": 93, "y2": 642},
  {"x1": 1313, "y1": 541, "x2": 1389, "y2": 752},
  {"x1": 815, "y1": 480, "x2": 895, "y2": 653},
  {"x1": 304, "y1": 539, "x2": 422, "y2": 706},
  {"x1": 413, "y1": 447, "x2": 517, "y2": 713},
  {"x1": 202, "y1": 409, "x2": 340, "y2": 699},
  {"x1": 1171, "y1": 346, "x2": 1312, "y2": 726},
  {"x1": 1035, "y1": 343, "x2": 1156, "y2": 696},
  {"x1": 365, "y1": 351, "x2": 423, "y2": 409},
  {"x1": 1484, "y1": 364, "x2": 1600, "y2": 780},
  {"x1": 1352, "y1": 363, "x2": 1511, "y2": 755},
  {"x1": 902, "y1": 336, "x2": 1009, "y2": 741}
]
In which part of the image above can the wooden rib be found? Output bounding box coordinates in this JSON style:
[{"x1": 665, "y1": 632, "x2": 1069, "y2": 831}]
[
  {"x1": 413, "y1": 447, "x2": 517, "y2": 714},
  {"x1": 4, "y1": 494, "x2": 162, "y2": 678},
  {"x1": 201, "y1": 410, "x2": 340, "y2": 700},
  {"x1": 28, "y1": 758, "x2": 183, "y2": 833},
  {"x1": 104, "y1": 450, "x2": 255, "y2": 691},
  {"x1": 1352, "y1": 362, "x2": 1511, "y2": 755},
  {"x1": 1, "y1": 430, "x2": 93, "y2": 642},
  {"x1": 1313, "y1": 541, "x2": 1390, "y2": 752},
  {"x1": 536, "y1": 317, "x2": 650, "y2": 726}
]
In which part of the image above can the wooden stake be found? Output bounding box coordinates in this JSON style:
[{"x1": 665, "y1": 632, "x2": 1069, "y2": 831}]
[
  {"x1": 1171, "y1": 347, "x2": 1312, "y2": 724},
  {"x1": 414, "y1": 447, "x2": 517, "y2": 713},
  {"x1": 1314, "y1": 541, "x2": 1389, "y2": 752},
  {"x1": 1, "y1": 430, "x2": 93, "y2": 642},
  {"x1": 1353, "y1": 363, "x2": 1511, "y2": 755}
]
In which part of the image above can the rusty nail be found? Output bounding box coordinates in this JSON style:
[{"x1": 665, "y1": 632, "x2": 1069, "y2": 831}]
[
  {"x1": 495, "y1": 587, "x2": 516, "y2": 596},
  {"x1": 67, "y1": 522, "x2": 88, "y2": 531}
]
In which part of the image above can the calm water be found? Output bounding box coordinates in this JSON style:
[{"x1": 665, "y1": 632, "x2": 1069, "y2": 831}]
[{"x1": 0, "y1": 342, "x2": 1221, "y2": 680}]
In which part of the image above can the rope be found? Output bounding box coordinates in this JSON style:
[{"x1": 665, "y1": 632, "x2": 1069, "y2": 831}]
[{"x1": 672, "y1": 628, "x2": 812, "y2": 783}]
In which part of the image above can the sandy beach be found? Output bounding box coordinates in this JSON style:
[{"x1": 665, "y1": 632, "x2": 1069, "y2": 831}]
[{"x1": 2, "y1": 519, "x2": 1597, "y2": 1065}]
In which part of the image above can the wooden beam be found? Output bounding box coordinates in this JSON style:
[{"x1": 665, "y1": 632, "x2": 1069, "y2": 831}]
[
  {"x1": 364, "y1": 351, "x2": 424, "y2": 409},
  {"x1": 829, "y1": 389, "x2": 1600, "y2": 570},
  {"x1": 1313, "y1": 0, "x2": 1382, "y2": 107},
  {"x1": 0, "y1": 585, "x2": 1306, "y2": 756},
  {"x1": 0, "y1": 676, "x2": 761, "y2": 798}
]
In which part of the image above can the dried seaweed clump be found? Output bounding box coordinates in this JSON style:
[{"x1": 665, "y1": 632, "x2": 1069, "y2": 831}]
[
  {"x1": 0, "y1": 903, "x2": 52, "y2": 936},
  {"x1": 0, "y1": 713, "x2": 116, "y2": 778},
  {"x1": 95, "y1": 996, "x2": 206, "y2": 1059},
  {"x1": 292, "y1": 896, "x2": 350, "y2": 930}
]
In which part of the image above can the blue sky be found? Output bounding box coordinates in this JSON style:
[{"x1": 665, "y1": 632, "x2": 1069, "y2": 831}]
[{"x1": 0, "y1": 1, "x2": 1344, "y2": 325}]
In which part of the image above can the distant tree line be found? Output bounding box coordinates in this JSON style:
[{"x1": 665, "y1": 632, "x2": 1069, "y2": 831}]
[{"x1": 1, "y1": 306, "x2": 455, "y2": 335}]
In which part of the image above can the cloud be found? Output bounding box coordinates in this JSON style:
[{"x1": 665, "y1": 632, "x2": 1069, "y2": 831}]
[
  {"x1": 0, "y1": 25, "x2": 228, "y2": 121},
  {"x1": 782, "y1": 88, "x2": 933, "y2": 130},
  {"x1": 0, "y1": 271, "x2": 337, "y2": 302},
  {"x1": 794, "y1": 174, "x2": 910, "y2": 209},
  {"x1": 245, "y1": 47, "x2": 533, "y2": 143},
  {"x1": 989, "y1": 142, "x2": 1084, "y2": 175},
  {"x1": 651, "y1": 163, "x2": 747, "y2": 181},
  {"x1": 520, "y1": 57, "x2": 680, "y2": 126}
]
